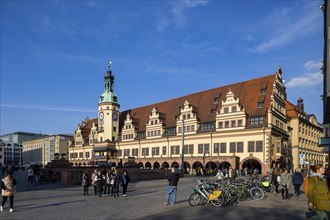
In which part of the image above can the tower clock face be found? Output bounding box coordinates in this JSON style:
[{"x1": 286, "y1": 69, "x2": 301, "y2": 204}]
[
  {"x1": 99, "y1": 112, "x2": 104, "y2": 121},
  {"x1": 112, "y1": 112, "x2": 118, "y2": 121}
]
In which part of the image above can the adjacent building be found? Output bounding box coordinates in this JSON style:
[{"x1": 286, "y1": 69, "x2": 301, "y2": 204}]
[
  {"x1": 69, "y1": 63, "x2": 307, "y2": 174},
  {"x1": 0, "y1": 139, "x2": 4, "y2": 167},
  {"x1": 0, "y1": 132, "x2": 47, "y2": 167},
  {"x1": 23, "y1": 134, "x2": 73, "y2": 166},
  {"x1": 286, "y1": 98, "x2": 326, "y2": 169}
]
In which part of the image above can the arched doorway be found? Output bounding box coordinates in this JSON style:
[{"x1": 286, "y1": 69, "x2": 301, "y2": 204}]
[
  {"x1": 171, "y1": 161, "x2": 179, "y2": 168},
  {"x1": 219, "y1": 161, "x2": 231, "y2": 171},
  {"x1": 162, "y1": 162, "x2": 169, "y2": 169},
  {"x1": 192, "y1": 161, "x2": 204, "y2": 176},
  {"x1": 242, "y1": 159, "x2": 262, "y2": 174},
  {"x1": 184, "y1": 162, "x2": 191, "y2": 174},
  {"x1": 153, "y1": 162, "x2": 160, "y2": 169},
  {"x1": 205, "y1": 161, "x2": 217, "y2": 175},
  {"x1": 137, "y1": 162, "x2": 144, "y2": 169},
  {"x1": 145, "y1": 162, "x2": 152, "y2": 169}
]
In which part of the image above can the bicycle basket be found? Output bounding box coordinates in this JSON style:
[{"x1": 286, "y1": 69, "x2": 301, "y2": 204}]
[
  {"x1": 194, "y1": 179, "x2": 202, "y2": 185},
  {"x1": 209, "y1": 190, "x2": 222, "y2": 201},
  {"x1": 261, "y1": 181, "x2": 270, "y2": 187}
]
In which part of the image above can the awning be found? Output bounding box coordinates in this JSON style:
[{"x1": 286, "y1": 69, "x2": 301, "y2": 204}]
[{"x1": 93, "y1": 146, "x2": 116, "y2": 152}]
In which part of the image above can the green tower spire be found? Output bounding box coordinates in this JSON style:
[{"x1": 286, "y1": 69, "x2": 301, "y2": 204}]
[{"x1": 99, "y1": 61, "x2": 118, "y2": 103}]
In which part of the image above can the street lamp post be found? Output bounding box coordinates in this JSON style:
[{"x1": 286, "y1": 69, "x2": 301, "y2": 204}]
[
  {"x1": 181, "y1": 120, "x2": 185, "y2": 176},
  {"x1": 92, "y1": 133, "x2": 95, "y2": 166}
]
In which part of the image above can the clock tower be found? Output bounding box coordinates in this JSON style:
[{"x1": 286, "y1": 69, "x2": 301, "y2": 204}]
[{"x1": 98, "y1": 61, "x2": 120, "y2": 142}]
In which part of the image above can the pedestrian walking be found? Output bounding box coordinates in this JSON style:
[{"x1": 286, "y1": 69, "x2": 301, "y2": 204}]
[
  {"x1": 121, "y1": 170, "x2": 130, "y2": 197},
  {"x1": 1, "y1": 172, "x2": 17, "y2": 212},
  {"x1": 215, "y1": 169, "x2": 224, "y2": 181},
  {"x1": 105, "y1": 171, "x2": 113, "y2": 196},
  {"x1": 112, "y1": 169, "x2": 121, "y2": 198},
  {"x1": 95, "y1": 170, "x2": 103, "y2": 198},
  {"x1": 164, "y1": 167, "x2": 180, "y2": 205},
  {"x1": 272, "y1": 163, "x2": 281, "y2": 195},
  {"x1": 91, "y1": 169, "x2": 98, "y2": 196},
  {"x1": 280, "y1": 168, "x2": 291, "y2": 201},
  {"x1": 81, "y1": 171, "x2": 90, "y2": 196},
  {"x1": 306, "y1": 164, "x2": 330, "y2": 220},
  {"x1": 292, "y1": 168, "x2": 304, "y2": 196},
  {"x1": 27, "y1": 166, "x2": 34, "y2": 186}
]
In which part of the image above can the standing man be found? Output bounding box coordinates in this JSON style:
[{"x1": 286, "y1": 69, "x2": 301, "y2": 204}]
[{"x1": 165, "y1": 167, "x2": 180, "y2": 205}]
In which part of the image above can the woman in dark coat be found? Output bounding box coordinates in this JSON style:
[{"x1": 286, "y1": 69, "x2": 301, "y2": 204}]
[
  {"x1": 81, "y1": 171, "x2": 90, "y2": 196},
  {"x1": 292, "y1": 168, "x2": 304, "y2": 196},
  {"x1": 111, "y1": 169, "x2": 121, "y2": 198}
]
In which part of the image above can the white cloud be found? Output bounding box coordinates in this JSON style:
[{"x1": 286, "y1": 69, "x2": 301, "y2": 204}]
[
  {"x1": 249, "y1": 3, "x2": 320, "y2": 53},
  {"x1": 156, "y1": 0, "x2": 208, "y2": 31},
  {"x1": 0, "y1": 103, "x2": 96, "y2": 113},
  {"x1": 285, "y1": 72, "x2": 322, "y2": 88},
  {"x1": 303, "y1": 60, "x2": 322, "y2": 70},
  {"x1": 155, "y1": 14, "x2": 170, "y2": 32}
]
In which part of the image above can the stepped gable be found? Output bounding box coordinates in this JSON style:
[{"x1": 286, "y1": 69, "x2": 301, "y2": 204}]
[
  {"x1": 79, "y1": 118, "x2": 98, "y2": 139},
  {"x1": 119, "y1": 73, "x2": 276, "y2": 132}
]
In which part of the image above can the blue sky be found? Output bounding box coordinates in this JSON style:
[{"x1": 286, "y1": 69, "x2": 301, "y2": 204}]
[{"x1": 0, "y1": 0, "x2": 324, "y2": 136}]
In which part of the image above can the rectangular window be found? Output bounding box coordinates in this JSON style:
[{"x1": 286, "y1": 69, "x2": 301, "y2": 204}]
[
  {"x1": 232, "y1": 106, "x2": 237, "y2": 112},
  {"x1": 118, "y1": 150, "x2": 122, "y2": 157},
  {"x1": 145, "y1": 148, "x2": 149, "y2": 156},
  {"x1": 162, "y1": 146, "x2": 166, "y2": 155},
  {"x1": 79, "y1": 152, "x2": 83, "y2": 158},
  {"x1": 85, "y1": 152, "x2": 90, "y2": 158},
  {"x1": 238, "y1": 120, "x2": 243, "y2": 127},
  {"x1": 124, "y1": 149, "x2": 130, "y2": 157},
  {"x1": 224, "y1": 107, "x2": 229, "y2": 113},
  {"x1": 189, "y1": 144, "x2": 194, "y2": 154},
  {"x1": 219, "y1": 122, "x2": 223, "y2": 128},
  {"x1": 256, "y1": 141, "x2": 263, "y2": 152},
  {"x1": 171, "y1": 146, "x2": 175, "y2": 155},
  {"x1": 175, "y1": 145, "x2": 180, "y2": 154},
  {"x1": 231, "y1": 120, "x2": 236, "y2": 127},
  {"x1": 230, "y1": 142, "x2": 236, "y2": 153},
  {"x1": 198, "y1": 144, "x2": 203, "y2": 154},
  {"x1": 248, "y1": 141, "x2": 255, "y2": 152},
  {"x1": 214, "y1": 143, "x2": 219, "y2": 154},
  {"x1": 184, "y1": 145, "x2": 189, "y2": 154},
  {"x1": 225, "y1": 121, "x2": 229, "y2": 128},
  {"x1": 220, "y1": 143, "x2": 226, "y2": 153},
  {"x1": 204, "y1": 144, "x2": 210, "y2": 154},
  {"x1": 237, "y1": 142, "x2": 243, "y2": 153},
  {"x1": 142, "y1": 148, "x2": 146, "y2": 156}
]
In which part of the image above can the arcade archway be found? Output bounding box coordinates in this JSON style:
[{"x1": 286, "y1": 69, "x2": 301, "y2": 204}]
[
  {"x1": 242, "y1": 159, "x2": 262, "y2": 174},
  {"x1": 153, "y1": 162, "x2": 160, "y2": 169}
]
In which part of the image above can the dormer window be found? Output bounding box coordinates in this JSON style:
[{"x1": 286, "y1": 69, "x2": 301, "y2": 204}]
[
  {"x1": 260, "y1": 88, "x2": 266, "y2": 94},
  {"x1": 258, "y1": 102, "x2": 263, "y2": 108},
  {"x1": 214, "y1": 97, "x2": 219, "y2": 103}
]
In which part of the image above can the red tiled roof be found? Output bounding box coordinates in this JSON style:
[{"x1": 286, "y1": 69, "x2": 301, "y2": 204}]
[{"x1": 119, "y1": 74, "x2": 276, "y2": 131}]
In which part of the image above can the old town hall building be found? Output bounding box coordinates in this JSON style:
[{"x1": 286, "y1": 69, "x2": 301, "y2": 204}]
[{"x1": 68, "y1": 63, "x2": 324, "y2": 174}]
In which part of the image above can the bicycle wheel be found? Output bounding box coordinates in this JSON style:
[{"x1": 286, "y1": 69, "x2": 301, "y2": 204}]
[
  {"x1": 237, "y1": 186, "x2": 249, "y2": 201},
  {"x1": 250, "y1": 187, "x2": 265, "y2": 200},
  {"x1": 210, "y1": 193, "x2": 225, "y2": 207},
  {"x1": 189, "y1": 192, "x2": 202, "y2": 206}
]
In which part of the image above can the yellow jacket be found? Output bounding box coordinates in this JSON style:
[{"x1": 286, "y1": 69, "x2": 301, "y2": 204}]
[{"x1": 307, "y1": 175, "x2": 330, "y2": 211}]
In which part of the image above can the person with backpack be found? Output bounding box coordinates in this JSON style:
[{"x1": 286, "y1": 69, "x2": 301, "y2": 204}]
[
  {"x1": 307, "y1": 164, "x2": 330, "y2": 220},
  {"x1": 292, "y1": 168, "x2": 304, "y2": 196}
]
